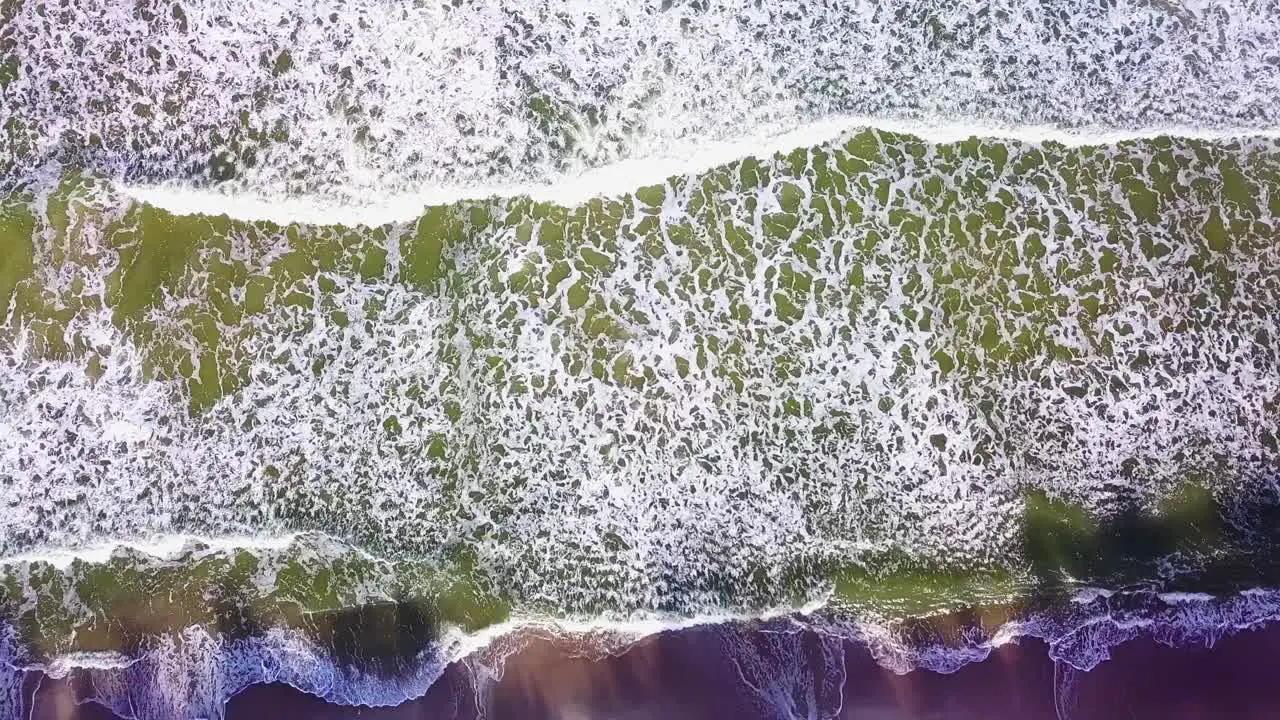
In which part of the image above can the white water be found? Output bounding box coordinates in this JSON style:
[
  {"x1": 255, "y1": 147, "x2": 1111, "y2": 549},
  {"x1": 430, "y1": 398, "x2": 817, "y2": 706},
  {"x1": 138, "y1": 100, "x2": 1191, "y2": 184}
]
[
  {"x1": 6, "y1": 579, "x2": 1280, "y2": 719},
  {"x1": 4, "y1": 0, "x2": 1280, "y2": 203},
  {"x1": 5, "y1": 129, "x2": 1280, "y2": 613},
  {"x1": 0, "y1": 533, "x2": 304, "y2": 570},
  {"x1": 123, "y1": 119, "x2": 1280, "y2": 227},
  {"x1": 4, "y1": 1, "x2": 1280, "y2": 715}
]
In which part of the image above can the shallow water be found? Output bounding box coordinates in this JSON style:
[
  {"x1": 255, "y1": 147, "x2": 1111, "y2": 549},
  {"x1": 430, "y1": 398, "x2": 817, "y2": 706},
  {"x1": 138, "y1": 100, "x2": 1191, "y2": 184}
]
[
  {"x1": 3, "y1": 0, "x2": 1280, "y2": 718},
  {"x1": 19, "y1": 600, "x2": 1280, "y2": 719}
]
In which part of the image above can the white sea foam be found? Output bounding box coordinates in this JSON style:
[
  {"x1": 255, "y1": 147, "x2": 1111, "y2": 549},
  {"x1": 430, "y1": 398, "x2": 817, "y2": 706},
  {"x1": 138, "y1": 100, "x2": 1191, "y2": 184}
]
[
  {"x1": 7, "y1": 585, "x2": 1280, "y2": 720},
  {"x1": 42, "y1": 652, "x2": 138, "y2": 677},
  {"x1": 1157, "y1": 591, "x2": 1218, "y2": 604},
  {"x1": 1071, "y1": 587, "x2": 1117, "y2": 604},
  {"x1": 450, "y1": 592, "x2": 836, "y2": 663},
  {"x1": 119, "y1": 119, "x2": 1280, "y2": 227},
  {"x1": 3, "y1": 129, "x2": 1279, "y2": 615},
  {"x1": 2, "y1": 624, "x2": 450, "y2": 719},
  {"x1": 1, "y1": 582, "x2": 831, "y2": 718},
  {"x1": 3, "y1": 1, "x2": 1280, "y2": 716},
  {"x1": 4, "y1": 0, "x2": 1280, "y2": 205},
  {"x1": 0, "y1": 533, "x2": 303, "y2": 569}
]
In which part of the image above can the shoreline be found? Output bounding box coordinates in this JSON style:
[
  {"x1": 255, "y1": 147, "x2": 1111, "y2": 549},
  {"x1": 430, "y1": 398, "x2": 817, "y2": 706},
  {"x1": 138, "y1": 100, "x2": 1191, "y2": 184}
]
[
  {"x1": 19, "y1": 610, "x2": 1280, "y2": 720},
  {"x1": 11, "y1": 586, "x2": 1280, "y2": 719}
]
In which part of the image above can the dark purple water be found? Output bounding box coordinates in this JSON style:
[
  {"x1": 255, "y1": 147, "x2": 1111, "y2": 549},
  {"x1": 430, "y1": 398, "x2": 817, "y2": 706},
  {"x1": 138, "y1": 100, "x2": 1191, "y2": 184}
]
[{"x1": 21, "y1": 619, "x2": 1280, "y2": 720}]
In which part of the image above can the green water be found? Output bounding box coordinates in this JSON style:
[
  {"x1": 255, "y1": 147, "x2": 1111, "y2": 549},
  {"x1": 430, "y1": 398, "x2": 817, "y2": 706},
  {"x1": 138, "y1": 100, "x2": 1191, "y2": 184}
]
[
  {"x1": 7, "y1": 132, "x2": 1276, "y2": 417},
  {"x1": 2, "y1": 128, "x2": 1279, "y2": 660}
]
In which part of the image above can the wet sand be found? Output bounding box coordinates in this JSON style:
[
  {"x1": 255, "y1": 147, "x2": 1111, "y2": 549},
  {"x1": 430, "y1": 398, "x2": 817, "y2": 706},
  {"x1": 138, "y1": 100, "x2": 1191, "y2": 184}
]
[{"x1": 23, "y1": 617, "x2": 1280, "y2": 720}]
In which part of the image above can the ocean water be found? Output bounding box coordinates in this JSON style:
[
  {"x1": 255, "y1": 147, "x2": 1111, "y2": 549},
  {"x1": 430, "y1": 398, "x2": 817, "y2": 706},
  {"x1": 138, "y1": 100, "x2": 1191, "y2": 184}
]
[{"x1": 3, "y1": 1, "x2": 1280, "y2": 718}]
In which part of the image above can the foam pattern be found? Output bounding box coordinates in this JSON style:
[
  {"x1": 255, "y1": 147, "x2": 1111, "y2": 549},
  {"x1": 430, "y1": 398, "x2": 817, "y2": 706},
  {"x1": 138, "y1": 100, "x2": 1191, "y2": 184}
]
[
  {"x1": 3, "y1": 0, "x2": 1280, "y2": 202},
  {"x1": 717, "y1": 589, "x2": 1280, "y2": 719},
  {"x1": 7, "y1": 582, "x2": 1280, "y2": 719},
  {"x1": 3, "y1": 130, "x2": 1280, "y2": 617},
  {"x1": 4, "y1": 1, "x2": 1280, "y2": 716},
  {"x1": 0, "y1": 626, "x2": 452, "y2": 719}
]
